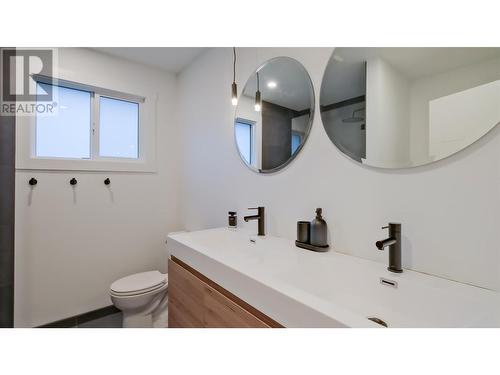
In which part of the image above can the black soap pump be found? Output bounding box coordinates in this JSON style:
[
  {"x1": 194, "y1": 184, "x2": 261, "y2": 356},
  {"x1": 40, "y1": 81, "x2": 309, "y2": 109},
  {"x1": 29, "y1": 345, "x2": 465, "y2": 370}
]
[
  {"x1": 310, "y1": 208, "x2": 328, "y2": 247},
  {"x1": 228, "y1": 211, "x2": 237, "y2": 229}
]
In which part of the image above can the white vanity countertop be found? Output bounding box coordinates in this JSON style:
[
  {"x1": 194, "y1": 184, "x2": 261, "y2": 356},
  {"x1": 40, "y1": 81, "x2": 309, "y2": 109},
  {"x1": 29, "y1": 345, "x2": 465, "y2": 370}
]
[{"x1": 167, "y1": 228, "x2": 500, "y2": 328}]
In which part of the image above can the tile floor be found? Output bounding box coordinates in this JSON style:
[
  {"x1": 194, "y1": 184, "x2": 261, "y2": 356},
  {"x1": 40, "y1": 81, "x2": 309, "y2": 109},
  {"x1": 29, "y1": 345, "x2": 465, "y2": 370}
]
[{"x1": 76, "y1": 312, "x2": 122, "y2": 328}]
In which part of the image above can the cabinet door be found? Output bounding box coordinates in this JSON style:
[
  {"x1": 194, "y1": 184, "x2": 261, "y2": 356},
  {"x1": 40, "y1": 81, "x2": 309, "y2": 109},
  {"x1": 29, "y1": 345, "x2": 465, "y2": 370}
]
[
  {"x1": 168, "y1": 258, "x2": 277, "y2": 328},
  {"x1": 168, "y1": 259, "x2": 205, "y2": 328},
  {"x1": 203, "y1": 283, "x2": 269, "y2": 328}
]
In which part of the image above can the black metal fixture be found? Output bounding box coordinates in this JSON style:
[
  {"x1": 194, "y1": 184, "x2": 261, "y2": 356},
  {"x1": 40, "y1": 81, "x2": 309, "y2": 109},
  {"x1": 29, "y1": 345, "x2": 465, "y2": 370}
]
[
  {"x1": 376, "y1": 223, "x2": 403, "y2": 273},
  {"x1": 254, "y1": 72, "x2": 261, "y2": 112},
  {"x1": 29, "y1": 177, "x2": 38, "y2": 186},
  {"x1": 228, "y1": 211, "x2": 237, "y2": 228},
  {"x1": 104, "y1": 178, "x2": 111, "y2": 185},
  {"x1": 70, "y1": 178, "x2": 77, "y2": 186},
  {"x1": 368, "y1": 317, "x2": 388, "y2": 327},
  {"x1": 342, "y1": 108, "x2": 365, "y2": 123},
  {"x1": 244, "y1": 207, "x2": 265, "y2": 236},
  {"x1": 231, "y1": 47, "x2": 238, "y2": 106}
]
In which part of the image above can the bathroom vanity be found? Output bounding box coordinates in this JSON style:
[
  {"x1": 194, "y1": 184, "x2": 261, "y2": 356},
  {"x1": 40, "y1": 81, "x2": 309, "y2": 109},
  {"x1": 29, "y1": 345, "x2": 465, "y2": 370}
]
[
  {"x1": 167, "y1": 228, "x2": 500, "y2": 328},
  {"x1": 168, "y1": 257, "x2": 281, "y2": 327}
]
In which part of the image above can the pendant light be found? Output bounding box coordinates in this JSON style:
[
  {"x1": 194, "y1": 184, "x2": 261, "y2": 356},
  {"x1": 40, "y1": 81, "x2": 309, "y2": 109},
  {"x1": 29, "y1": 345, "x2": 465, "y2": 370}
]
[
  {"x1": 254, "y1": 72, "x2": 262, "y2": 112},
  {"x1": 231, "y1": 47, "x2": 238, "y2": 106}
]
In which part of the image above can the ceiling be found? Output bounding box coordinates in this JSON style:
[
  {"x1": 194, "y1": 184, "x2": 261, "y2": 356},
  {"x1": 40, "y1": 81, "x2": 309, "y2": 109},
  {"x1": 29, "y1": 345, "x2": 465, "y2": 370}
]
[
  {"x1": 242, "y1": 58, "x2": 313, "y2": 112},
  {"x1": 362, "y1": 47, "x2": 500, "y2": 79},
  {"x1": 92, "y1": 47, "x2": 208, "y2": 73}
]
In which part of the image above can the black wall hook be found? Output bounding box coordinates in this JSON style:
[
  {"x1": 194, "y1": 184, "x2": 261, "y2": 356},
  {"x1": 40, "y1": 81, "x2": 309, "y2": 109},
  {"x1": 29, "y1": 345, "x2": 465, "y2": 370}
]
[
  {"x1": 104, "y1": 178, "x2": 110, "y2": 185},
  {"x1": 70, "y1": 178, "x2": 77, "y2": 186},
  {"x1": 29, "y1": 177, "x2": 38, "y2": 186}
]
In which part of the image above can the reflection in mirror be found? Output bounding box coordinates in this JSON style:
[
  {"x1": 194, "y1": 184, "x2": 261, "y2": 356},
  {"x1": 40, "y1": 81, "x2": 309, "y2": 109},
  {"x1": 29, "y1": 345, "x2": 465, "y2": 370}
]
[
  {"x1": 234, "y1": 57, "x2": 314, "y2": 173},
  {"x1": 320, "y1": 48, "x2": 500, "y2": 168}
]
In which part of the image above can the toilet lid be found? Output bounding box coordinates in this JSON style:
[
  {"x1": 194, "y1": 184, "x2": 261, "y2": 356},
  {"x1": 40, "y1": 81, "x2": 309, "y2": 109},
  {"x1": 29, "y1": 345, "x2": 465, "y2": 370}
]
[{"x1": 111, "y1": 271, "x2": 166, "y2": 294}]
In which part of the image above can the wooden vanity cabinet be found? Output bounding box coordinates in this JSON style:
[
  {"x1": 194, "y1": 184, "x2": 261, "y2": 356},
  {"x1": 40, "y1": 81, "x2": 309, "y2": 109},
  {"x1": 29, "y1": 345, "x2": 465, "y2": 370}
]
[{"x1": 168, "y1": 257, "x2": 282, "y2": 328}]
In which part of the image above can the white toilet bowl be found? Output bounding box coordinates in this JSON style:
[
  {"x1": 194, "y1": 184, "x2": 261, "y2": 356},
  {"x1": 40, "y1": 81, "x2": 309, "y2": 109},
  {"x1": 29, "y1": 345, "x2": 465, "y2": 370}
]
[{"x1": 110, "y1": 271, "x2": 168, "y2": 328}]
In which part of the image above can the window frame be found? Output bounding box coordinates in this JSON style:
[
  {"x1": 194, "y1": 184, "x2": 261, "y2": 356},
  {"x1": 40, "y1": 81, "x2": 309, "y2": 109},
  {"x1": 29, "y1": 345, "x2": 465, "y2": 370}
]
[{"x1": 16, "y1": 75, "x2": 157, "y2": 172}]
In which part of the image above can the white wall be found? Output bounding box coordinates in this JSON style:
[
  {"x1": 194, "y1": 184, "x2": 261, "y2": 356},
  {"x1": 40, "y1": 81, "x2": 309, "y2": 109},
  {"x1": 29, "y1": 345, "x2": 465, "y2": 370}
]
[
  {"x1": 409, "y1": 56, "x2": 500, "y2": 165},
  {"x1": 429, "y1": 79, "x2": 500, "y2": 160},
  {"x1": 177, "y1": 47, "x2": 500, "y2": 291},
  {"x1": 365, "y1": 57, "x2": 410, "y2": 167},
  {"x1": 14, "y1": 48, "x2": 181, "y2": 327}
]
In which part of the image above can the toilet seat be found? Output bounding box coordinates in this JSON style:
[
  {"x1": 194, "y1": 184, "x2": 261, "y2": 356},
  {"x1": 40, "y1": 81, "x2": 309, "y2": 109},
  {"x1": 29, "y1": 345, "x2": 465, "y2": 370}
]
[
  {"x1": 110, "y1": 271, "x2": 167, "y2": 297},
  {"x1": 110, "y1": 281, "x2": 167, "y2": 297}
]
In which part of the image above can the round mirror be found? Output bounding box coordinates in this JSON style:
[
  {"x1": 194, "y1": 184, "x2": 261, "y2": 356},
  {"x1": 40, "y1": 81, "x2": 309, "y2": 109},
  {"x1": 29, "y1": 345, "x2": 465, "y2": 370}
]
[
  {"x1": 234, "y1": 57, "x2": 314, "y2": 173},
  {"x1": 320, "y1": 48, "x2": 500, "y2": 168}
]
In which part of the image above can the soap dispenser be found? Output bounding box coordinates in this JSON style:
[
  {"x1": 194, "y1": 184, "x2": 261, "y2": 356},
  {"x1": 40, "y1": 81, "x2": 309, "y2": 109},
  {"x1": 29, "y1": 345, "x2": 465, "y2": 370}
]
[
  {"x1": 310, "y1": 208, "x2": 328, "y2": 247},
  {"x1": 228, "y1": 211, "x2": 237, "y2": 229}
]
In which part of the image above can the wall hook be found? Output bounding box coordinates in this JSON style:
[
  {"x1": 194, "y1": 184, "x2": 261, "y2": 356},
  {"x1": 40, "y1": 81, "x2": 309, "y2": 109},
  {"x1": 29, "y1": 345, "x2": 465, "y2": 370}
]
[
  {"x1": 70, "y1": 178, "x2": 77, "y2": 186},
  {"x1": 104, "y1": 178, "x2": 111, "y2": 185},
  {"x1": 29, "y1": 177, "x2": 38, "y2": 186}
]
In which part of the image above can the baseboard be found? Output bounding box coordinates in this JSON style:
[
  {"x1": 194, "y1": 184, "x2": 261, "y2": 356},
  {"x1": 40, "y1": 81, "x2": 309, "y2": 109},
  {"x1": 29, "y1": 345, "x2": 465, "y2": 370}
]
[{"x1": 37, "y1": 305, "x2": 120, "y2": 328}]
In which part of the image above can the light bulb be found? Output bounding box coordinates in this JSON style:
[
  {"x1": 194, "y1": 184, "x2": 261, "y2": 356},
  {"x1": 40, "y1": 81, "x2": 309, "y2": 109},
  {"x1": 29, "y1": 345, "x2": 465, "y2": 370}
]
[
  {"x1": 267, "y1": 81, "x2": 277, "y2": 88},
  {"x1": 254, "y1": 90, "x2": 261, "y2": 112},
  {"x1": 231, "y1": 82, "x2": 238, "y2": 106}
]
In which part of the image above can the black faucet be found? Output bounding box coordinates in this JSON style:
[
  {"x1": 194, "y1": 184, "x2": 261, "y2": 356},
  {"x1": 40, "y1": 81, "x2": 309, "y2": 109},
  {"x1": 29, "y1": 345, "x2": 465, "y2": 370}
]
[
  {"x1": 244, "y1": 207, "x2": 265, "y2": 236},
  {"x1": 375, "y1": 223, "x2": 402, "y2": 273}
]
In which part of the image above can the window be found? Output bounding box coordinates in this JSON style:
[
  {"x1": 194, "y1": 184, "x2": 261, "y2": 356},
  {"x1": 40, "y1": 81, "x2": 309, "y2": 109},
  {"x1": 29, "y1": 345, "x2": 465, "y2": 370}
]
[
  {"x1": 99, "y1": 97, "x2": 139, "y2": 159},
  {"x1": 36, "y1": 83, "x2": 92, "y2": 159},
  {"x1": 291, "y1": 132, "x2": 301, "y2": 155},
  {"x1": 235, "y1": 119, "x2": 254, "y2": 164},
  {"x1": 34, "y1": 77, "x2": 143, "y2": 162}
]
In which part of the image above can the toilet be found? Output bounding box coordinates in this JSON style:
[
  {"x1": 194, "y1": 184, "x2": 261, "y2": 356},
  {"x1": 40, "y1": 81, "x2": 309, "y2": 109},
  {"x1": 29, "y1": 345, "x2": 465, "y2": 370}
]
[{"x1": 110, "y1": 271, "x2": 168, "y2": 328}]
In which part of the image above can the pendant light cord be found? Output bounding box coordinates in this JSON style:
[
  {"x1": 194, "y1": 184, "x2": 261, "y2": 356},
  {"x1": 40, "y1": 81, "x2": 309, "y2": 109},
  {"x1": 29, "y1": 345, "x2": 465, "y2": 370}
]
[
  {"x1": 233, "y1": 47, "x2": 236, "y2": 83},
  {"x1": 257, "y1": 72, "x2": 260, "y2": 91}
]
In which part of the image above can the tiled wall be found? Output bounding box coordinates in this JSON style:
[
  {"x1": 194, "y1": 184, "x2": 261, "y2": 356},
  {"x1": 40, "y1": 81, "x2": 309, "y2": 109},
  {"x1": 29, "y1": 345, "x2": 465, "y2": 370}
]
[{"x1": 0, "y1": 47, "x2": 15, "y2": 327}]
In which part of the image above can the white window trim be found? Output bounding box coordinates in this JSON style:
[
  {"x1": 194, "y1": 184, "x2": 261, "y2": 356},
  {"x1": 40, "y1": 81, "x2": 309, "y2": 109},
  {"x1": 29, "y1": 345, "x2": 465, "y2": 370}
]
[{"x1": 16, "y1": 75, "x2": 157, "y2": 172}]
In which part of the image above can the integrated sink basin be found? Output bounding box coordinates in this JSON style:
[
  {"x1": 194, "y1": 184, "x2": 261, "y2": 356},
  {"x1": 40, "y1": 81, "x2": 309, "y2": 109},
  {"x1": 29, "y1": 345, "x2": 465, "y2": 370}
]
[{"x1": 167, "y1": 228, "x2": 500, "y2": 328}]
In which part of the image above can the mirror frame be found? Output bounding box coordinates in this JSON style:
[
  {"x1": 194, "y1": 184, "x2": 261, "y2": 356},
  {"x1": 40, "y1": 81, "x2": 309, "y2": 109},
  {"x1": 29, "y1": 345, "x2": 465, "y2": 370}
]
[{"x1": 234, "y1": 56, "x2": 315, "y2": 174}]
